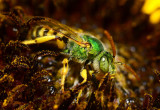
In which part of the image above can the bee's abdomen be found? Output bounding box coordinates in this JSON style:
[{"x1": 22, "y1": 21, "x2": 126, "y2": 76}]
[
  {"x1": 28, "y1": 25, "x2": 68, "y2": 49},
  {"x1": 31, "y1": 25, "x2": 68, "y2": 41}
]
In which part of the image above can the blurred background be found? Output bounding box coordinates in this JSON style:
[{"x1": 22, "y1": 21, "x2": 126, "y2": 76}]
[{"x1": 0, "y1": 0, "x2": 160, "y2": 109}]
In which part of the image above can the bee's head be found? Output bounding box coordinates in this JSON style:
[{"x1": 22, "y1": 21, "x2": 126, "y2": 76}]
[{"x1": 92, "y1": 51, "x2": 115, "y2": 73}]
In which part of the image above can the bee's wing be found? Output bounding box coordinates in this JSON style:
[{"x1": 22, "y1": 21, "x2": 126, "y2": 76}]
[
  {"x1": 26, "y1": 17, "x2": 89, "y2": 47},
  {"x1": 47, "y1": 18, "x2": 90, "y2": 47}
]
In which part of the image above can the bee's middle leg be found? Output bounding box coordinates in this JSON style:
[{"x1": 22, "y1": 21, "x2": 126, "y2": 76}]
[
  {"x1": 61, "y1": 58, "x2": 69, "y2": 93},
  {"x1": 76, "y1": 69, "x2": 87, "y2": 104}
]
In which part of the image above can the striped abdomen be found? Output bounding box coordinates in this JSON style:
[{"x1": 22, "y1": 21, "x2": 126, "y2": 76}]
[
  {"x1": 23, "y1": 18, "x2": 90, "y2": 48},
  {"x1": 31, "y1": 25, "x2": 68, "y2": 41}
]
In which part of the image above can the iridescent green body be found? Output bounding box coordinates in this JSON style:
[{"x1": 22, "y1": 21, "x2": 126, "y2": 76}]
[
  {"x1": 63, "y1": 35, "x2": 103, "y2": 62},
  {"x1": 63, "y1": 34, "x2": 115, "y2": 73}
]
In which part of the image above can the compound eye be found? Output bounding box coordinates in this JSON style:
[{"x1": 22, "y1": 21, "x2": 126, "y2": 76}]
[{"x1": 100, "y1": 56, "x2": 109, "y2": 72}]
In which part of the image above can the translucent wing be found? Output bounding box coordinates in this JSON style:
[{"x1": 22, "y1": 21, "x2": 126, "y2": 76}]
[{"x1": 24, "y1": 16, "x2": 90, "y2": 47}]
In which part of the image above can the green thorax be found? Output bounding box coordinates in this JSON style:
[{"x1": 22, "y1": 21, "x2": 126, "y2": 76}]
[
  {"x1": 62, "y1": 34, "x2": 104, "y2": 63},
  {"x1": 83, "y1": 35, "x2": 104, "y2": 60}
]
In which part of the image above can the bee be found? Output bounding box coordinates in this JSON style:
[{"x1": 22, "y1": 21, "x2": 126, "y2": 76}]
[
  {"x1": 20, "y1": 14, "x2": 139, "y2": 93},
  {"x1": 20, "y1": 16, "x2": 116, "y2": 91},
  {"x1": 22, "y1": 16, "x2": 115, "y2": 71}
]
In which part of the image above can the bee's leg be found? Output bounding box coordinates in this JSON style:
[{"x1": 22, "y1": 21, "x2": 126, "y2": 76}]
[
  {"x1": 77, "y1": 69, "x2": 87, "y2": 104},
  {"x1": 80, "y1": 69, "x2": 87, "y2": 84},
  {"x1": 22, "y1": 35, "x2": 59, "y2": 45},
  {"x1": 98, "y1": 73, "x2": 109, "y2": 88},
  {"x1": 22, "y1": 35, "x2": 66, "y2": 49},
  {"x1": 56, "y1": 39, "x2": 66, "y2": 49},
  {"x1": 61, "y1": 58, "x2": 69, "y2": 93}
]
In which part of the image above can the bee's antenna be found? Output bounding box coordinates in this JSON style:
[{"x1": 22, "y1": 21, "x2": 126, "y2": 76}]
[
  {"x1": 104, "y1": 30, "x2": 116, "y2": 59},
  {"x1": 104, "y1": 30, "x2": 140, "y2": 81},
  {"x1": 114, "y1": 62, "x2": 140, "y2": 81}
]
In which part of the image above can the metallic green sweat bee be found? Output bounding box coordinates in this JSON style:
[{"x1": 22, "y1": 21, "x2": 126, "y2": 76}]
[
  {"x1": 21, "y1": 16, "x2": 116, "y2": 92},
  {"x1": 22, "y1": 16, "x2": 115, "y2": 74}
]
